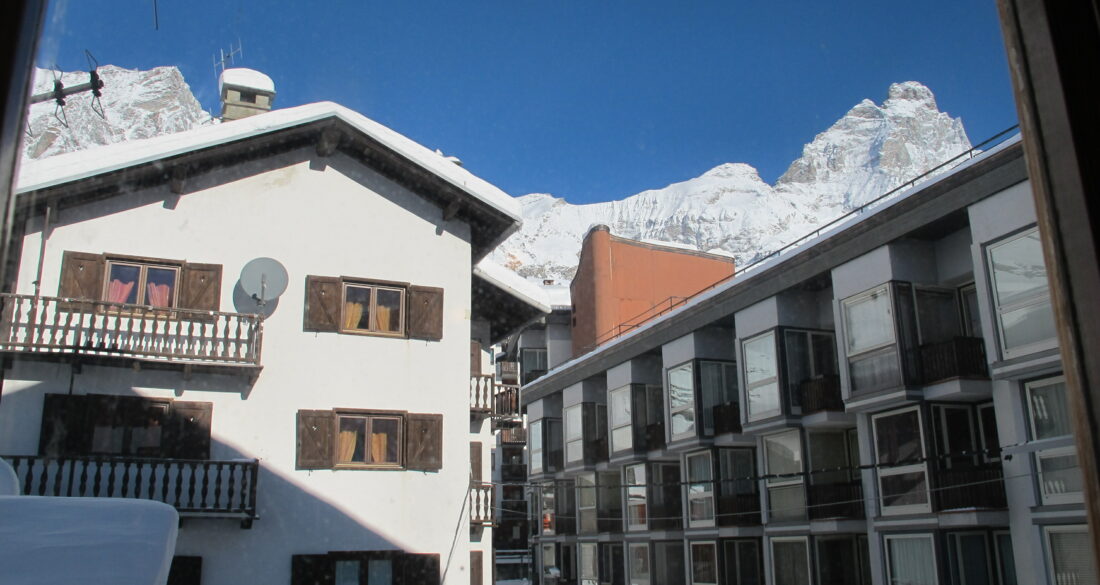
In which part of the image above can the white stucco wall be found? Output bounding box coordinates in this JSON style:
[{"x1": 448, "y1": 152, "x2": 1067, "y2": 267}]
[{"x1": 0, "y1": 148, "x2": 485, "y2": 584}]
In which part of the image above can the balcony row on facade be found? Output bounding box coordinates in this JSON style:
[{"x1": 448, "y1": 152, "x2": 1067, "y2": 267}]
[{"x1": 519, "y1": 143, "x2": 1092, "y2": 585}]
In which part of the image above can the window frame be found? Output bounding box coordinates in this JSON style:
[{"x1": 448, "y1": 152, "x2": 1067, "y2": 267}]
[
  {"x1": 565, "y1": 403, "x2": 585, "y2": 464},
  {"x1": 743, "y1": 330, "x2": 782, "y2": 422},
  {"x1": 985, "y1": 227, "x2": 1057, "y2": 359},
  {"x1": 667, "y1": 360, "x2": 697, "y2": 441},
  {"x1": 339, "y1": 280, "x2": 407, "y2": 337},
  {"x1": 763, "y1": 429, "x2": 806, "y2": 522},
  {"x1": 576, "y1": 472, "x2": 598, "y2": 534},
  {"x1": 689, "y1": 540, "x2": 719, "y2": 585},
  {"x1": 946, "y1": 531, "x2": 996, "y2": 585},
  {"x1": 872, "y1": 406, "x2": 932, "y2": 516},
  {"x1": 332, "y1": 409, "x2": 405, "y2": 469},
  {"x1": 783, "y1": 328, "x2": 838, "y2": 411},
  {"x1": 624, "y1": 463, "x2": 648, "y2": 531},
  {"x1": 842, "y1": 284, "x2": 905, "y2": 395},
  {"x1": 609, "y1": 385, "x2": 633, "y2": 453},
  {"x1": 685, "y1": 450, "x2": 716, "y2": 528},
  {"x1": 103, "y1": 257, "x2": 181, "y2": 308},
  {"x1": 769, "y1": 536, "x2": 811, "y2": 585},
  {"x1": 627, "y1": 542, "x2": 651, "y2": 585},
  {"x1": 1043, "y1": 525, "x2": 1096, "y2": 585},
  {"x1": 529, "y1": 419, "x2": 544, "y2": 475},
  {"x1": 1024, "y1": 375, "x2": 1083, "y2": 504},
  {"x1": 883, "y1": 533, "x2": 939, "y2": 585}
]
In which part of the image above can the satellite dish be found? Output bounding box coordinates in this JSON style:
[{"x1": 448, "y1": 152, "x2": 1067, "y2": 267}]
[{"x1": 239, "y1": 257, "x2": 289, "y2": 306}]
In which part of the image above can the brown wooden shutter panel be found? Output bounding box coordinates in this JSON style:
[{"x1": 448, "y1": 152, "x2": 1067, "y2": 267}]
[
  {"x1": 179, "y1": 262, "x2": 222, "y2": 311},
  {"x1": 405, "y1": 413, "x2": 443, "y2": 471},
  {"x1": 407, "y1": 285, "x2": 444, "y2": 341},
  {"x1": 470, "y1": 441, "x2": 482, "y2": 483},
  {"x1": 470, "y1": 341, "x2": 482, "y2": 376},
  {"x1": 470, "y1": 551, "x2": 483, "y2": 585},
  {"x1": 402, "y1": 553, "x2": 441, "y2": 585},
  {"x1": 296, "y1": 410, "x2": 335, "y2": 469},
  {"x1": 291, "y1": 554, "x2": 334, "y2": 585},
  {"x1": 38, "y1": 393, "x2": 90, "y2": 457},
  {"x1": 304, "y1": 276, "x2": 341, "y2": 332},
  {"x1": 166, "y1": 401, "x2": 213, "y2": 459},
  {"x1": 58, "y1": 251, "x2": 104, "y2": 301}
]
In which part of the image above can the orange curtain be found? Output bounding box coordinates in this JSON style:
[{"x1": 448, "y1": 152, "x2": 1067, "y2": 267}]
[
  {"x1": 336, "y1": 429, "x2": 358, "y2": 463},
  {"x1": 107, "y1": 279, "x2": 135, "y2": 304},
  {"x1": 375, "y1": 305, "x2": 393, "y2": 332},
  {"x1": 344, "y1": 302, "x2": 365, "y2": 329},
  {"x1": 371, "y1": 431, "x2": 389, "y2": 462},
  {"x1": 147, "y1": 283, "x2": 171, "y2": 307}
]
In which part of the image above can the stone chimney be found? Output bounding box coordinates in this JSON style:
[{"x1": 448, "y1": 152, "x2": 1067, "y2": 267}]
[{"x1": 218, "y1": 68, "x2": 275, "y2": 121}]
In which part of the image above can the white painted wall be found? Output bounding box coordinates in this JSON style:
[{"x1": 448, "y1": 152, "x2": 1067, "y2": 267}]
[{"x1": 0, "y1": 148, "x2": 487, "y2": 585}]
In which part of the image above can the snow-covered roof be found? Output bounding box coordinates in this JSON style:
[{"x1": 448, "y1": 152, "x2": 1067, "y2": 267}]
[
  {"x1": 16, "y1": 101, "x2": 523, "y2": 228},
  {"x1": 543, "y1": 285, "x2": 572, "y2": 310},
  {"x1": 474, "y1": 260, "x2": 552, "y2": 314},
  {"x1": 219, "y1": 67, "x2": 275, "y2": 94}
]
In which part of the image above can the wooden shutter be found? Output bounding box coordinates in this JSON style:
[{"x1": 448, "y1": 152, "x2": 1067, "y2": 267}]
[
  {"x1": 470, "y1": 340, "x2": 482, "y2": 376},
  {"x1": 407, "y1": 285, "x2": 444, "y2": 341},
  {"x1": 57, "y1": 251, "x2": 104, "y2": 300},
  {"x1": 38, "y1": 393, "x2": 89, "y2": 456},
  {"x1": 470, "y1": 551, "x2": 483, "y2": 585},
  {"x1": 402, "y1": 553, "x2": 441, "y2": 585},
  {"x1": 291, "y1": 554, "x2": 334, "y2": 585},
  {"x1": 470, "y1": 441, "x2": 482, "y2": 483},
  {"x1": 166, "y1": 401, "x2": 213, "y2": 459},
  {"x1": 405, "y1": 413, "x2": 443, "y2": 471},
  {"x1": 178, "y1": 262, "x2": 222, "y2": 311},
  {"x1": 167, "y1": 556, "x2": 202, "y2": 585},
  {"x1": 296, "y1": 410, "x2": 335, "y2": 469},
  {"x1": 304, "y1": 276, "x2": 341, "y2": 332}
]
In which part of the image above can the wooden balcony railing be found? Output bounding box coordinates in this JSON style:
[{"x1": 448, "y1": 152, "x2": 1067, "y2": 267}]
[
  {"x1": 0, "y1": 294, "x2": 263, "y2": 369},
  {"x1": 493, "y1": 384, "x2": 520, "y2": 418},
  {"x1": 500, "y1": 426, "x2": 527, "y2": 445},
  {"x1": 934, "y1": 463, "x2": 1007, "y2": 511},
  {"x1": 807, "y1": 479, "x2": 864, "y2": 519},
  {"x1": 470, "y1": 482, "x2": 494, "y2": 526},
  {"x1": 800, "y1": 375, "x2": 844, "y2": 414},
  {"x1": 2, "y1": 454, "x2": 259, "y2": 527},
  {"x1": 919, "y1": 336, "x2": 989, "y2": 385},
  {"x1": 497, "y1": 361, "x2": 519, "y2": 385},
  {"x1": 471, "y1": 375, "x2": 493, "y2": 414},
  {"x1": 471, "y1": 376, "x2": 522, "y2": 419}
]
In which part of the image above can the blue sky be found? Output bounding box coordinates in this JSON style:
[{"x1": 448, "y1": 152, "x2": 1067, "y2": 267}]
[{"x1": 36, "y1": 0, "x2": 1016, "y2": 204}]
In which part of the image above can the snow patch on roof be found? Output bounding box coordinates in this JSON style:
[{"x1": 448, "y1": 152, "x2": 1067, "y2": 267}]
[
  {"x1": 219, "y1": 68, "x2": 275, "y2": 93},
  {"x1": 543, "y1": 285, "x2": 572, "y2": 309},
  {"x1": 475, "y1": 260, "x2": 552, "y2": 314},
  {"x1": 16, "y1": 101, "x2": 522, "y2": 226}
]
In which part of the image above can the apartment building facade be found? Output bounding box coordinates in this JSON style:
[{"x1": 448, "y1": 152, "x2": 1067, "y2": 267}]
[
  {"x1": 0, "y1": 99, "x2": 544, "y2": 585},
  {"x1": 520, "y1": 137, "x2": 1096, "y2": 585}
]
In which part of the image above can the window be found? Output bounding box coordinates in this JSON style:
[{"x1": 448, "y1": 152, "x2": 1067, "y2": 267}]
[
  {"x1": 295, "y1": 409, "x2": 441, "y2": 471},
  {"x1": 335, "y1": 413, "x2": 402, "y2": 467},
  {"x1": 542, "y1": 544, "x2": 557, "y2": 579},
  {"x1": 784, "y1": 330, "x2": 837, "y2": 409},
  {"x1": 628, "y1": 543, "x2": 650, "y2": 585},
  {"x1": 873, "y1": 407, "x2": 930, "y2": 515},
  {"x1": 885, "y1": 534, "x2": 938, "y2": 585},
  {"x1": 717, "y1": 448, "x2": 758, "y2": 525},
  {"x1": 39, "y1": 393, "x2": 211, "y2": 459},
  {"x1": 743, "y1": 331, "x2": 780, "y2": 421},
  {"x1": 650, "y1": 462, "x2": 683, "y2": 531},
  {"x1": 722, "y1": 539, "x2": 761, "y2": 585},
  {"x1": 977, "y1": 403, "x2": 1001, "y2": 462},
  {"x1": 625, "y1": 464, "x2": 647, "y2": 531},
  {"x1": 931, "y1": 404, "x2": 977, "y2": 470},
  {"x1": 764, "y1": 430, "x2": 805, "y2": 522},
  {"x1": 529, "y1": 419, "x2": 544, "y2": 474},
  {"x1": 290, "y1": 551, "x2": 440, "y2": 585},
  {"x1": 771, "y1": 537, "x2": 810, "y2": 585},
  {"x1": 843, "y1": 285, "x2": 903, "y2": 393},
  {"x1": 597, "y1": 471, "x2": 623, "y2": 534},
  {"x1": 577, "y1": 473, "x2": 598, "y2": 534},
  {"x1": 566, "y1": 404, "x2": 584, "y2": 463},
  {"x1": 959, "y1": 283, "x2": 982, "y2": 338},
  {"x1": 668, "y1": 361, "x2": 696, "y2": 440},
  {"x1": 304, "y1": 275, "x2": 442, "y2": 341},
  {"x1": 653, "y1": 541, "x2": 686, "y2": 585},
  {"x1": 609, "y1": 385, "x2": 633, "y2": 452},
  {"x1": 946, "y1": 532, "x2": 994, "y2": 585},
  {"x1": 58, "y1": 251, "x2": 222, "y2": 312},
  {"x1": 1025, "y1": 376, "x2": 1083, "y2": 504},
  {"x1": 686, "y1": 451, "x2": 715, "y2": 527},
  {"x1": 816, "y1": 536, "x2": 869, "y2": 585},
  {"x1": 521, "y1": 348, "x2": 549, "y2": 384},
  {"x1": 690, "y1": 542, "x2": 718, "y2": 585},
  {"x1": 599, "y1": 543, "x2": 625, "y2": 585},
  {"x1": 1044, "y1": 526, "x2": 1098, "y2": 585},
  {"x1": 986, "y1": 228, "x2": 1057, "y2": 357},
  {"x1": 539, "y1": 483, "x2": 556, "y2": 535},
  {"x1": 915, "y1": 288, "x2": 962, "y2": 346},
  {"x1": 580, "y1": 542, "x2": 598, "y2": 585},
  {"x1": 341, "y1": 281, "x2": 405, "y2": 336},
  {"x1": 993, "y1": 532, "x2": 1017, "y2": 585},
  {"x1": 698, "y1": 360, "x2": 738, "y2": 435}
]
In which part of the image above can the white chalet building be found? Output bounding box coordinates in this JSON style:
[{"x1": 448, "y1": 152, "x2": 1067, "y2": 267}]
[{"x1": 0, "y1": 98, "x2": 548, "y2": 585}]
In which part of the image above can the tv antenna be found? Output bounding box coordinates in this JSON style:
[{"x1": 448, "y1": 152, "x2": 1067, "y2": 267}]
[
  {"x1": 213, "y1": 40, "x2": 244, "y2": 78},
  {"x1": 27, "y1": 50, "x2": 105, "y2": 131}
]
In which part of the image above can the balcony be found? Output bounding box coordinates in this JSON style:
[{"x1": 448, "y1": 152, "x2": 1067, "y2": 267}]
[
  {"x1": 934, "y1": 463, "x2": 1007, "y2": 511},
  {"x1": 500, "y1": 426, "x2": 527, "y2": 445},
  {"x1": 470, "y1": 482, "x2": 494, "y2": 526},
  {"x1": 713, "y1": 402, "x2": 742, "y2": 435},
  {"x1": 800, "y1": 375, "x2": 844, "y2": 414},
  {"x1": 0, "y1": 294, "x2": 263, "y2": 375},
  {"x1": 501, "y1": 463, "x2": 527, "y2": 482},
  {"x1": 807, "y1": 479, "x2": 864, "y2": 520},
  {"x1": 493, "y1": 384, "x2": 520, "y2": 419},
  {"x1": 470, "y1": 375, "x2": 521, "y2": 419},
  {"x1": 498, "y1": 361, "x2": 519, "y2": 385},
  {"x1": 716, "y1": 489, "x2": 762, "y2": 526},
  {"x1": 2, "y1": 454, "x2": 259, "y2": 528},
  {"x1": 919, "y1": 337, "x2": 989, "y2": 385}
]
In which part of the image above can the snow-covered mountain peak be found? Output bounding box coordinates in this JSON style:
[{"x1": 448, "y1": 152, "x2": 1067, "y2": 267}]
[
  {"x1": 886, "y1": 81, "x2": 938, "y2": 108},
  {"x1": 702, "y1": 162, "x2": 762, "y2": 181}
]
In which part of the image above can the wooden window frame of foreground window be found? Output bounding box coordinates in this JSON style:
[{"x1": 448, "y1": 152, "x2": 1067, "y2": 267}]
[
  {"x1": 340, "y1": 280, "x2": 407, "y2": 338},
  {"x1": 295, "y1": 409, "x2": 442, "y2": 472},
  {"x1": 58, "y1": 251, "x2": 223, "y2": 313},
  {"x1": 333, "y1": 409, "x2": 405, "y2": 470},
  {"x1": 304, "y1": 275, "x2": 443, "y2": 341}
]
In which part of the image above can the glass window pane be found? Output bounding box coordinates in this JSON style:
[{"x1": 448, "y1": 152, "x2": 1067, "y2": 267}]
[
  {"x1": 581, "y1": 543, "x2": 598, "y2": 579},
  {"x1": 887, "y1": 536, "x2": 936, "y2": 585},
  {"x1": 368, "y1": 559, "x2": 392, "y2": 585},
  {"x1": 687, "y1": 453, "x2": 712, "y2": 482},
  {"x1": 765, "y1": 431, "x2": 802, "y2": 478},
  {"x1": 772, "y1": 540, "x2": 809, "y2": 585},
  {"x1": 629, "y1": 544, "x2": 650, "y2": 585},
  {"x1": 671, "y1": 410, "x2": 695, "y2": 437},
  {"x1": 962, "y1": 285, "x2": 982, "y2": 337},
  {"x1": 145, "y1": 267, "x2": 177, "y2": 307},
  {"x1": 989, "y1": 230, "x2": 1048, "y2": 305},
  {"x1": 1029, "y1": 378, "x2": 1072, "y2": 439},
  {"x1": 849, "y1": 347, "x2": 901, "y2": 393},
  {"x1": 736, "y1": 541, "x2": 761, "y2": 585},
  {"x1": 691, "y1": 543, "x2": 718, "y2": 584},
  {"x1": 845, "y1": 288, "x2": 894, "y2": 353},
  {"x1": 344, "y1": 285, "x2": 372, "y2": 330},
  {"x1": 719, "y1": 449, "x2": 756, "y2": 496},
  {"x1": 669, "y1": 363, "x2": 695, "y2": 411},
  {"x1": 370, "y1": 417, "x2": 399, "y2": 464},
  {"x1": 337, "y1": 416, "x2": 367, "y2": 463},
  {"x1": 916, "y1": 289, "x2": 960, "y2": 344},
  {"x1": 566, "y1": 405, "x2": 584, "y2": 441},
  {"x1": 999, "y1": 299, "x2": 1056, "y2": 350},
  {"x1": 768, "y1": 484, "x2": 806, "y2": 522},
  {"x1": 611, "y1": 387, "x2": 632, "y2": 427},
  {"x1": 1048, "y1": 528, "x2": 1098, "y2": 585},
  {"x1": 950, "y1": 533, "x2": 991, "y2": 585},
  {"x1": 747, "y1": 381, "x2": 780, "y2": 420},
  {"x1": 743, "y1": 333, "x2": 777, "y2": 384},
  {"x1": 335, "y1": 560, "x2": 360, "y2": 585},
  {"x1": 1038, "y1": 450, "x2": 1083, "y2": 500},
  {"x1": 817, "y1": 537, "x2": 859, "y2": 585},
  {"x1": 874, "y1": 410, "x2": 922, "y2": 463},
  {"x1": 880, "y1": 472, "x2": 929, "y2": 507},
  {"x1": 106, "y1": 263, "x2": 140, "y2": 304},
  {"x1": 996, "y1": 533, "x2": 1018, "y2": 585},
  {"x1": 375, "y1": 287, "x2": 402, "y2": 332}
]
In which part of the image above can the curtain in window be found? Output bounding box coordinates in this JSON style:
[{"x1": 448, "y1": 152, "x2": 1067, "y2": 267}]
[
  {"x1": 375, "y1": 305, "x2": 393, "y2": 331},
  {"x1": 371, "y1": 430, "x2": 389, "y2": 462},
  {"x1": 147, "y1": 283, "x2": 171, "y2": 307},
  {"x1": 107, "y1": 279, "x2": 135, "y2": 304},
  {"x1": 1049, "y1": 529, "x2": 1097, "y2": 585},
  {"x1": 887, "y1": 537, "x2": 936, "y2": 585},
  {"x1": 337, "y1": 428, "x2": 359, "y2": 463},
  {"x1": 344, "y1": 302, "x2": 365, "y2": 330}
]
